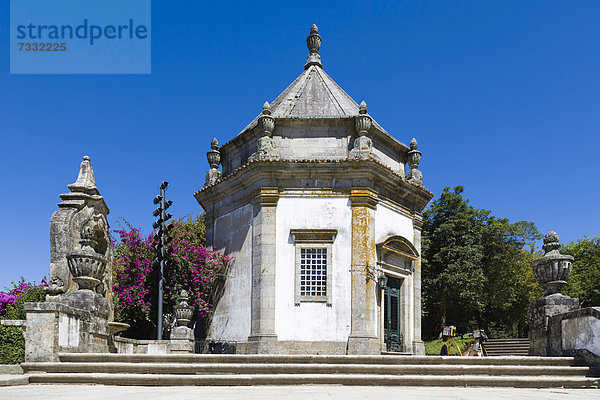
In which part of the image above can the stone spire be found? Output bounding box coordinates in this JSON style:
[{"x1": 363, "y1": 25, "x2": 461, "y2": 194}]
[
  {"x1": 67, "y1": 156, "x2": 100, "y2": 195},
  {"x1": 305, "y1": 24, "x2": 322, "y2": 69}
]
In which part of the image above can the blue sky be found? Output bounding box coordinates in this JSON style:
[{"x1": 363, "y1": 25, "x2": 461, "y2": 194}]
[{"x1": 1, "y1": 1, "x2": 599, "y2": 288}]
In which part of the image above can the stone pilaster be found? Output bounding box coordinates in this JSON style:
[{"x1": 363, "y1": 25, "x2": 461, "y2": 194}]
[
  {"x1": 247, "y1": 188, "x2": 279, "y2": 353},
  {"x1": 347, "y1": 189, "x2": 380, "y2": 355},
  {"x1": 411, "y1": 213, "x2": 425, "y2": 355}
]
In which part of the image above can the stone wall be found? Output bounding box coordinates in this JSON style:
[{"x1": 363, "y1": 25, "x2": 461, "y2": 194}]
[{"x1": 24, "y1": 292, "x2": 110, "y2": 362}]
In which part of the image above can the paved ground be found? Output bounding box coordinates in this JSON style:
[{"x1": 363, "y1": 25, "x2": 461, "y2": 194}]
[{"x1": 0, "y1": 385, "x2": 599, "y2": 399}]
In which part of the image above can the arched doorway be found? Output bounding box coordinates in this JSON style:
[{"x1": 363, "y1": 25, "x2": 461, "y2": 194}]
[{"x1": 376, "y1": 236, "x2": 419, "y2": 353}]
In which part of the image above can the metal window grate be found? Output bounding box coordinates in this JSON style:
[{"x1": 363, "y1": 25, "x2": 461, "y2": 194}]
[{"x1": 300, "y1": 248, "x2": 327, "y2": 296}]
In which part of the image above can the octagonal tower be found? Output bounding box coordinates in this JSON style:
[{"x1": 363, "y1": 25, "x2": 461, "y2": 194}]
[{"x1": 194, "y1": 25, "x2": 433, "y2": 355}]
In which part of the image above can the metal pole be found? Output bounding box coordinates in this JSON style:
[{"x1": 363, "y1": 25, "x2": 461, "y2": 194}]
[{"x1": 157, "y1": 185, "x2": 165, "y2": 340}]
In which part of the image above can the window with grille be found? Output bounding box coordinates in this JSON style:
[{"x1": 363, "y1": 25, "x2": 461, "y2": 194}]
[
  {"x1": 290, "y1": 229, "x2": 336, "y2": 305},
  {"x1": 300, "y1": 248, "x2": 327, "y2": 297}
]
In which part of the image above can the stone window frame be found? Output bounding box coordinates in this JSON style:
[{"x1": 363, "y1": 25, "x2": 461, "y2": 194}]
[{"x1": 290, "y1": 229, "x2": 337, "y2": 306}]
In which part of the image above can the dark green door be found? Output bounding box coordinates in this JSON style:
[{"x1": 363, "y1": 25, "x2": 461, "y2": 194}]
[{"x1": 383, "y1": 276, "x2": 403, "y2": 352}]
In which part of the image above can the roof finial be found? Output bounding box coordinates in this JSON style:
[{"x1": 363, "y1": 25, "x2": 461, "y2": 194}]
[
  {"x1": 359, "y1": 101, "x2": 368, "y2": 115},
  {"x1": 262, "y1": 101, "x2": 272, "y2": 115},
  {"x1": 305, "y1": 24, "x2": 322, "y2": 70},
  {"x1": 410, "y1": 138, "x2": 418, "y2": 150}
]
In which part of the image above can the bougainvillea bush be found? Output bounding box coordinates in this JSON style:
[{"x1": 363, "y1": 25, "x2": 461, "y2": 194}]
[
  {"x1": 0, "y1": 279, "x2": 47, "y2": 320},
  {"x1": 112, "y1": 215, "x2": 230, "y2": 338}
]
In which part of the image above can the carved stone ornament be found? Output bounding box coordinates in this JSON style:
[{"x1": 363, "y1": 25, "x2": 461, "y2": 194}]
[
  {"x1": 305, "y1": 24, "x2": 322, "y2": 69},
  {"x1": 354, "y1": 101, "x2": 372, "y2": 135},
  {"x1": 249, "y1": 101, "x2": 280, "y2": 162},
  {"x1": 258, "y1": 102, "x2": 275, "y2": 138},
  {"x1": 531, "y1": 231, "x2": 574, "y2": 296},
  {"x1": 66, "y1": 225, "x2": 108, "y2": 292},
  {"x1": 47, "y1": 156, "x2": 115, "y2": 319},
  {"x1": 349, "y1": 101, "x2": 373, "y2": 158},
  {"x1": 405, "y1": 138, "x2": 423, "y2": 185},
  {"x1": 205, "y1": 138, "x2": 222, "y2": 186},
  {"x1": 173, "y1": 290, "x2": 194, "y2": 326}
]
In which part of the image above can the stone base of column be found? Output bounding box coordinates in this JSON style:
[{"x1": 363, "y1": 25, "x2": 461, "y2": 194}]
[
  {"x1": 246, "y1": 334, "x2": 278, "y2": 354},
  {"x1": 346, "y1": 335, "x2": 380, "y2": 355},
  {"x1": 528, "y1": 294, "x2": 580, "y2": 356},
  {"x1": 411, "y1": 340, "x2": 425, "y2": 355}
]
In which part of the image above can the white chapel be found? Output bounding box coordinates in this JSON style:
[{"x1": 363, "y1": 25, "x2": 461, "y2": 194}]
[{"x1": 194, "y1": 25, "x2": 433, "y2": 355}]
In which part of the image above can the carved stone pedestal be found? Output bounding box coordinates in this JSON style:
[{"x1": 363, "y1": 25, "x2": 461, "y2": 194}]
[
  {"x1": 24, "y1": 292, "x2": 110, "y2": 362},
  {"x1": 528, "y1": 294, "x2": 580, "y2": 356}
]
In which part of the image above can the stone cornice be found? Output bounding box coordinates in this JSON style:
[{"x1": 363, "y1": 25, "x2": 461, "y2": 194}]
[
  {"x1": 290, "y1": 229, "x2": 338, "y2": 244},
  {"x1": 251, "y1": 188, "x2": 279, "y2": 206},
  {"x1": 194, "y1": 158, "x2": 433, "y2": 214}
]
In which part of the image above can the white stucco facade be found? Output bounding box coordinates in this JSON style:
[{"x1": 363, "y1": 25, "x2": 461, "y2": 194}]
[
  {"x1": 208, "y1": 203, "x2": 253, "y2": 342},
  {"x1": 275, "y1": 196, "x2": 352, "y2": 341}
]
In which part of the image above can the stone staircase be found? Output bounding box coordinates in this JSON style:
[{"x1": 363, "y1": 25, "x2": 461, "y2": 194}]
[
  {"x1": 484, "y1": 338, "x2": 530, "y2": 356},
  {"x1": 21, "y1": 353, "x2": 599, "y2": 388}
]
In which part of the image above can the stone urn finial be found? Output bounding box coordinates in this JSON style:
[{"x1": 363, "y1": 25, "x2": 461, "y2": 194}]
[
  {"x1": 66, "y1": 225, "x2": 107, "y2": 292},
  {"x1": 249, "y1": 101, "x2": 280, "y2": 161},
  {"x1": 407, "y1": 138, "x2": 421, "y2": 170},
  {"x1": 405, "y1": 138, "x2": 423, "y2": 185},
  {"x1": 173, "y1": 289, "x2": 194, "y2": 326},
  {"x1": 259, "y1": 102, "x2": 275, "y2": 138},
  {"x1": 349, "y1": 101, "x2": 373, "y2": 157},
  {"x1": 532, "y1": 231, "x2": 574, "y2": 296},
  {"x1": 305, "y1": 24, "x2": 323, "y2": 69},
  {"x1": 205, "y1": 138, "x2": 222, "y2": 186},
  {"x1": 355, "y1": 101, "x2": 371, "y2": 135}
]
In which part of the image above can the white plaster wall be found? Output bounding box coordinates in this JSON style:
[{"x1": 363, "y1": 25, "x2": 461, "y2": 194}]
[
  {"x1": 209, "y1": 203, "x2": 253, "y2": 342},
  {"x1": 375, "y1": 202, "x2": 414, "y2": 244},
  {"x1": 275, "y1": 197, "x2": 352, "y2": 341},
  {"x1": 562, "y1": 316, "x2": 600, "y2": 356}
]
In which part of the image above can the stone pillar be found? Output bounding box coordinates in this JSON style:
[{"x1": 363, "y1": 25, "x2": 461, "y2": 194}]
[
  {"x1": 529, "y1": 295, "x2": 579, "y2": 356},
  {"x1": 411, "y1": 213, "x2": 425, "y2": 355},
  {"x1": 247, "y1": 188, "x2": 279, "y2": 353},
  {"x1": 528, "y1": 231, "x2": 580, "y2": 356},
  {"x1": 347, "y1": 189, "x2": 380, "y2": 355}
]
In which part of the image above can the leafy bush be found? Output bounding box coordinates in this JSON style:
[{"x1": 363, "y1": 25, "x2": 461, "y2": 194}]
[{"x1": 0, "y1": 325, "x2": 25, "y2": 364}]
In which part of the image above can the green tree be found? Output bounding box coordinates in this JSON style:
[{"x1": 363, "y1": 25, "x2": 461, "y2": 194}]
[
  {"x1": 422, "y1": 186, "x2": 542, "y2": 339},
  {"x1": 562, "y1": 236, "x2": 600, "y2": 307}
]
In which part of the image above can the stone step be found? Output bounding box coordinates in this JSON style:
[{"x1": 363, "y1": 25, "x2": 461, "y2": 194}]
[
  {"x1": 57, "y1": 353, "x2": 581, "y2": 367},
  {"x1": 27, "y1": 372, "x2": 600, "y2": 388},
  {"x1": 485, "y1": 350, "x2": 530, "y2": 354},
  {"x1": 21, "y1": 362, "x2": 595, "y2": 377}
]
